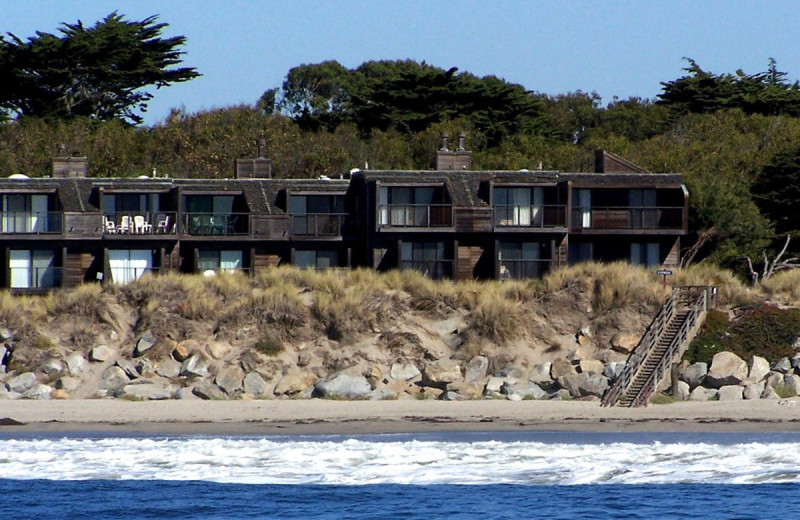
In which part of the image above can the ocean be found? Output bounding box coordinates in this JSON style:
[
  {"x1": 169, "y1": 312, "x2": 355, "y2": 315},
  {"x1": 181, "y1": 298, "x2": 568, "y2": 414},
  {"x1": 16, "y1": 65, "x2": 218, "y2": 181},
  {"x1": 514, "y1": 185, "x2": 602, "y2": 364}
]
[{"x1": 1, "y1": 431, "x2": 799, "y2": 519}]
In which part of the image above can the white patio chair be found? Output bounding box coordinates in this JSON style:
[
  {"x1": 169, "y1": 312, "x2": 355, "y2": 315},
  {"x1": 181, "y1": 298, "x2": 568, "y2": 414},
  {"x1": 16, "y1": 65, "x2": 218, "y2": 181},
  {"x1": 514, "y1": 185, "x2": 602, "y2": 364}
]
[
  {"x1": 119, "y1": 215, "x2": 132, "y2": 234},
  {"x1": 134, "y1": 215, "x2": 153, "y2": 234},
  {"x1": 103, "y1": 216, "x2": 117, "y2": 234}
]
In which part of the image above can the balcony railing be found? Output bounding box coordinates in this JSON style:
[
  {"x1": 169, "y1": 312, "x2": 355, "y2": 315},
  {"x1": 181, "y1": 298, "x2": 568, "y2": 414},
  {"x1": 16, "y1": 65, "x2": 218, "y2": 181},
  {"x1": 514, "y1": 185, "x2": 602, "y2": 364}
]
[
  {"x1": 104, "y1": 212, "x2": 177, "y2": 235},
  {"x1": 290, "y1": 213, "x2": 347, "y2": 237},
  {"x1": 571, "y1": 206, "x2": 684, "y2": 230},
  {"x1": 400, "y1": 260, "x2": 453, "y2": 279},
  {"x1": 198, "y1": 267, "x2": 252, "y2": 276},
  {"x1": 493, "y1": 205, "x2": 567, "y2": 228},
  {"x1": 109, "y1": 266, "x2": 157, "y2": 285},
  {"x1": 183, "y1": 213, "x2": 250, "y2": 236},
  {"x1": 1, "y1": 212, "x2": 62, "y2": 234},
  {"x1": 379, "y1": 204, "x2": 453, "y2": 228},
  {"x1": 499, "y1": 259, "x2": 552, "y2": 280},
  {"x1": 10, "y1": 266, "x2": 62, "y2": 289}
]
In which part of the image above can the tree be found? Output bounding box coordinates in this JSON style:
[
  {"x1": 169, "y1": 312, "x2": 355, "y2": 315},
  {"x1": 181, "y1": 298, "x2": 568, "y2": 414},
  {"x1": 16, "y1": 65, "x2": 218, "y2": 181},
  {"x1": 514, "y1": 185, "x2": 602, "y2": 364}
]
[
  {"x1": 752, "y1": 144, "x2": 800, "y2": 235},
  {"x1": 0, "y1": 12, "x2": 198, "y2": 125}
]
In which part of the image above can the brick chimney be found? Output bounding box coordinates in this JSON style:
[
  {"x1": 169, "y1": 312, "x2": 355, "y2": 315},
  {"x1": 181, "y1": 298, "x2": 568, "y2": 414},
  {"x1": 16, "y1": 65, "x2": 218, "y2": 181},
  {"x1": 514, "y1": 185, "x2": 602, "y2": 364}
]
[
  {"x1": 235, "y1": 139, "x2": 272, "y2": 178},
  {"x1": 435, "y1": 132, "x2": 472, "y2": 170},
  {"x1": 51, "y1": 144, "x2": 88, "y2": 177}
]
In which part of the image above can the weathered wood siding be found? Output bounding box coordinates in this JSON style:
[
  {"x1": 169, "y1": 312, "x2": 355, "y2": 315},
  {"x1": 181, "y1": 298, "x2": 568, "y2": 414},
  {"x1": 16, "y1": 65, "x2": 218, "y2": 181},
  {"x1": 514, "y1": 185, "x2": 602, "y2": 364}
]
[
  {"x1": 456, "y1": 246, "x2": 482, "y2": 280},
  {"x1": 454, "y1": 208, "x2": 492, "y2": 233},
  {"x1": 250, "y1": 216, "x2": 288, "y2": 239}
]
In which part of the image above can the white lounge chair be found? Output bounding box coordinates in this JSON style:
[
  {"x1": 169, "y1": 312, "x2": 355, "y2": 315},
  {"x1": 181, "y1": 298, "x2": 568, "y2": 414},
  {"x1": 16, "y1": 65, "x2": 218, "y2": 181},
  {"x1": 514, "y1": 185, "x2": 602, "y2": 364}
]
[
  {"x1": 104, "y1": 216, "x2": 117, "y2": 234},
  {"x1": 134, "y1": 215, "x2": 152, "y2": 234},
  {"x1": 119, "y1": 215, "x2": 132, "y2": 234}
]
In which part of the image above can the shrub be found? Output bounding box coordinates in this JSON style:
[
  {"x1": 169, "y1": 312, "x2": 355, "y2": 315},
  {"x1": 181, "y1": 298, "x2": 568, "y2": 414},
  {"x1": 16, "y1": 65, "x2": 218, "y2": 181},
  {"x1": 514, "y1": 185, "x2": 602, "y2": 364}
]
[
  {"x1": 254, "y1": 334, "x2": 285, "y2": 356},
  {"x1": 649, "y1": 393, "x2": 677, "y2": 405},
  {"x1": 684, "y1": 309, "x2": 730, "y2": 364},
  {"x1": 773, "y1": 383, "x2": 798, "y2": 399}
]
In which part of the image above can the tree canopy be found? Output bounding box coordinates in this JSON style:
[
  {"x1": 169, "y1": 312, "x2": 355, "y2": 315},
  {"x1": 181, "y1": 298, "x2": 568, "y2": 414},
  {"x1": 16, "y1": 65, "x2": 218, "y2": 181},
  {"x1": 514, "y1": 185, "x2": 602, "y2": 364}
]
[{"x1": 0, "y1": 12, "x2": 198, "y2": 125}]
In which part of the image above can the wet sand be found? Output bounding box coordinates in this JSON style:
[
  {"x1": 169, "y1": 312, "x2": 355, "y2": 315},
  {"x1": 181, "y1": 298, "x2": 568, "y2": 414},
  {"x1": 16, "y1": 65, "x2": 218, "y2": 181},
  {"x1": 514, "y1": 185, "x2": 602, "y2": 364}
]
[{"x1": 1, "y1": 398, "x2": 799, "y2": 435}]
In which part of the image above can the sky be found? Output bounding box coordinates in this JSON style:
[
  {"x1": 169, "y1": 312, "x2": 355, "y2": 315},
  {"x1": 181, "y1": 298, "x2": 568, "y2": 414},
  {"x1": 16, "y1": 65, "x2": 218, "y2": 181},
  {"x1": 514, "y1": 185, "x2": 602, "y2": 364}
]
[{"x1": 4, "y1": 0, "x2": 800, "y2": 126}]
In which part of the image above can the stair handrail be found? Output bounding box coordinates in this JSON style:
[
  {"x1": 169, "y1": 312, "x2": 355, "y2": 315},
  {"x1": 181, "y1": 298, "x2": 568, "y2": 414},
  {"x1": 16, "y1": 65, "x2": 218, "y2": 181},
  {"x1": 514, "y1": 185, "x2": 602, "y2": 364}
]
[
  {"x1": 627, "y1": 288, "x2": 709, "y2": 407},
  {"x1": 600, "y1": 289, "x2": 677, "y2": 406}
]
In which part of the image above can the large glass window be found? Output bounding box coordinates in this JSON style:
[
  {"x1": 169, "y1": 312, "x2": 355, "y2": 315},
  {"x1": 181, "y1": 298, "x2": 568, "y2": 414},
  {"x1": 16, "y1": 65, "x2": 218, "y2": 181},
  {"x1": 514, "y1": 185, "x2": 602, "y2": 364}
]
[
  {"x1": 630, "y1": 242, "x2": 661, "y2": 267},
  {"x1": 379, "y1": 186, "x2": 449, "y2": 226},
  {"x1": 198, "y1": 250, "x2": 243, "y2": 273},
  {"x1": 499, "y1": 242, "x2": 547, "y2": 279},
  {"x1": 294, "y1": 249, "x2": 339, "y2": 269},
  {"x1": 2, "y1": 194, "x2": 53, "y2": 233},
  {"x1": 400, "y1": 241, "x2": 449, "y2": 279},
  {"x1": 493, "y1": 187, "x2": 543, "y2": 226},
  {"x1": 290, "y1": 195, "x2": 345, "y2": 236},
  {"x1": 10, "y1": 250, "x2": 58, "y2": 288},
  {"x1": 108, "y1": 250, "x2": 153, "y2": 285}
]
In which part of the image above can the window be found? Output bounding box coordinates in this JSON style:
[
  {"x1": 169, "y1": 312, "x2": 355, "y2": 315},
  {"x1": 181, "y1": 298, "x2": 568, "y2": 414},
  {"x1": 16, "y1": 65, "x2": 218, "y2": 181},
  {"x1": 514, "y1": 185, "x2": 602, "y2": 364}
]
[
  {"x1": 379, "y1": 186, "x2": 449, "y2": 226},
  {"x1": 629, "y1": 189, "x2": 658, "y2": 228},
  {"x1": 568, "y1": 242, "x2": 593, "y2": 264},
  {"x1": 109, "y1": 250, "x2": 153, "y2": 285},
  {"x1": 103, "y1": 193, "x2": 159, "y2": 216},
  {"x1": 401, "y1": 241, "x2": 449, "y2": 279},
  {"x1": 10, "y1": 250, "x2": 58, "y2": 289},
  {"x1": 294, "y1": 249, "x2": 339, "y2": 269},
  {"x1": 631, "y1": 242, "x2": 661, "y2": 267},
  {"x1": 576, "y1": 189, "x2": 591, "y2": 228},
  {"x1": 198, "y1": 250, "x2": 243, "y2": 273},
  {"x1": 290, "y1": 195, "x2": 345, "y2": 236},
  {"x1": 184, "y1": 195, "x2": 246, "y2": 235},
  {"x1": 499, "y1": 242, "x2": 546, "y2": 279},
  {"x1": 2, "y1": 194, "x2": 52, "y2": 233},
  {"x1": 493, "y1": 187, "x2": 543, "y2": 226}
]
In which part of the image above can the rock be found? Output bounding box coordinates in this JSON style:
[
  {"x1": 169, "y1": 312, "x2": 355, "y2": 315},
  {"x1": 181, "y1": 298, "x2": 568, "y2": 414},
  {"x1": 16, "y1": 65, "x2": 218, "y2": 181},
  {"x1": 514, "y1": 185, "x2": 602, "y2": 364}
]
[
  {"x1": 718, "y1": 385, "x2": 744, "y2": 401},
  {"x1": 0, "y1": 387, "x2": 21, "y2": 400},
  {"x1": 369, "y1": 385, "x2": 398, "y2": 401},
  {"x1": 314, "y1": 372, "x2": 372, "y2": 399},
  {"x1": 765, "y1": 371, "x2": 784, "y2": 389},
  {"x1": 363, "y1": 366, "x2": 382, "y2": 389},
  {"x1": 610, "y1": 332, "x2": 639, "y2": 354},
  {"x1": 175, "y1": 387, "x2": 199, "y2": 400},
  {"x1": 389, "y1": 362, "x2": 421, "y2": 381},
  {"x1": 419, "y1": 387, "x2": 444, "y2": 400},
  {"x1": 64, "y1": 353, "x2": 87, "y2": 375},
  {"x1": 688, "y1": 387, "x2": 718, "y2": 401},
  {"x1": 748, "y1": 356, "x2": 770, "y2": 382},
  {"x1": 679, "y1": 362, "x2": 708, "y2": 390},
  {"x1": 762, "y1": 386, "x2": 781, "y2": 399},
  {"x1": 207, "y1": 341, "x2": 232, "y2": 360},
  {"x1": 90, "y1": 345, "x2": 115, "y2": 362},
  {"x1": 784, "y1": 374, "x2": 800, "y2": 396},
  {"x1": 50, "y1": 389, "x2": 69, "y2": 400},
  {"x1": 446, "y1": 381, "x2": 484, "y2": 399},
  {"x1": 550, "y1": 358, "x2": 577, "y2": 379},
  {"x1": 192, "y1": 383, "x2": 226, "y2": 400},
  {"x1": 464, "y1": 356, "x2": 488, "y2": 383},
  {"x1": 41, "y1": 358, "x2": 64, "y2": 376},
  {"x1": 504, "y1": 381, "x2": 547, "y2": 401},
  {"x1": 133, "y1": 333, "x2": 157, "y2": 357},
  {"x1": 154, "y1": 358, "x2": 182, "y2": 378},
  {"x1": 172, "y1": 344, "x2": 191, "y2": 362},
  {"x1": 23, "y1": 383, "x2": 54, "y2": 400},
  {"x1": 243, "y1": 372, "x2": 269, "y2": 397},
  {"x1": 121, "y1": 383, "x2": 176, "y2": 400},
  {"x1": 181, "y1": 354, "x2": 210, "y2": 377},
  {"x1": 744, "y1": 382, "x2": 765, "y2": 400},
  {"x1": 116, "y1": 359, "x2": 140, "y2": 379},
  {"x1": 578, "y1": 359, "x2": 604, "y2": 374},
  {"x1": 0, "y1": 328, "x2": 12, "y2": 341},
  {"x1": 529, "y1": 363, "x2": 553, "y2": 384},
  {"x1": 8, "y1": 372, "x2": 37, "y2": 393},
  {"x1": 0, "y1": 345, "x2": 7, "y2": 366},
  {"x1": 215, "y1": 366, "x2": 245, "y2": 394},
  {"x1": 422, "y1": 359, "x2": 462, "y2": 388},
  {"x1": 557, "y1": 373, "x2": 609, "y2": 398},
  {"x1": 56, "y1": 376, "x2": 81, "y2": 393},
  {"x1": 674, "y1": 380, "x2": 690, "y2": 401},
  {"x1": 705, "y1": 352, "x2": 748, "y2": 388},
  {"x1": 603, "y1": 362, "x2": 626, "y2": 381},
  {"x1": 484, "y1": 376, "x2": 506, "y2": 394},
  {"x1": 274, "y1": 371, "x2": 317, "y2": 395},
  {"x1": 772, "y1": 357, "x2": 792, "y2": 374},
  {"x1": 549, "y1": 388, "x2": 572, "y2": 400},
  {"x1": 99, "y1": 366, "x2": 130, "y2": 390},
  {"x1": 792, "y1": 354, "x2": 800, "y2": 371}
]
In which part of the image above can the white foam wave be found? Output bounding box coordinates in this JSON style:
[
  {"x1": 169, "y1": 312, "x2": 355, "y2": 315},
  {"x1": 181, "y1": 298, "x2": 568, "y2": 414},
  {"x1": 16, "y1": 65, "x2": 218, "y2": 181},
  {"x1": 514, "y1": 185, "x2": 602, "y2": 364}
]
[{"x1": 1, "y1": 437, "x2": 799, "y2": 485}]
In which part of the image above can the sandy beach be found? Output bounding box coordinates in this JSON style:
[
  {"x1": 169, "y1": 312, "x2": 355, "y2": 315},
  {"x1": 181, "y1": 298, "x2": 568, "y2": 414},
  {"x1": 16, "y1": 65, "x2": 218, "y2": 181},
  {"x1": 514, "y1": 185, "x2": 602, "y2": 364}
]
[{"x1": 1, "y1": 398, "x2": 798, "y2": 435}]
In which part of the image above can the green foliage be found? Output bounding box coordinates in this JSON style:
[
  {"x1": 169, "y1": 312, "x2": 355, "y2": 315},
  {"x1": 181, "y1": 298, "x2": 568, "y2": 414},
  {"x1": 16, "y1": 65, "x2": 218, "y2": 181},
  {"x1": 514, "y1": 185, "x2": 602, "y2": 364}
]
[
  {"x1": 752, "y1": 144, "x2": 800, "y2": 235},
  {"x1": 684, "y1": 309, "x2": 730, "y2": 364},
  {"x1": 773, "y1": 383, "x2": 798, "y2": 399},
  {"x1": 254, "y1": 334, "x2": 285, "y2": 357},
  {"x1": 649, "y1": 393, "x2": 677, "y2": 405},
  {"x1": 0, "y1": 12, "x2": 198, "y2": 125}
]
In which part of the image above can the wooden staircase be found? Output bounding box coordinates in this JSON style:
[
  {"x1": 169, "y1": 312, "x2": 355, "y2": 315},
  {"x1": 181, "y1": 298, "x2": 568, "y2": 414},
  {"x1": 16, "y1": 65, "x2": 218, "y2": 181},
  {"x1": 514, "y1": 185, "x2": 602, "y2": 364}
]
[{"x1": 601, "y1": 286, "x2": 715, "y2": 407}]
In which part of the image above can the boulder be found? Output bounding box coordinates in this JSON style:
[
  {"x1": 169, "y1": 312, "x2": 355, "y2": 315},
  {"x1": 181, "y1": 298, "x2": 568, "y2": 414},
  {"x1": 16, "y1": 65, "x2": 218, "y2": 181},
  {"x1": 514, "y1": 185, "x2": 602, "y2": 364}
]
[
  {"x1": 688, "y1": 387, "x2": 718, "y2": 401},
  {"x1": 550, "y1": 358, "x2": 577, "y2": 379},
  {"x1": 705, "y1": 352, "x2": 747, "y2": 388},
  {"x1": 8, "y1": 372, "x2": 37, "y2": 393},
  {"x1": 679, "y1": 362, "x2": 708, "y2": 389},
  {"x1": 484, "y1": 376, "x2": 506, "y2": 394},
  {"x1": 99, "y1": 366, "x2": 130, "y2": 390},
  {"x1": 0, "y1": 327, "x2": 12, "y2": 341},
  {"x1": 64, "y1": 353, "x2": 87, "y2": 375},
  {"x1": 175, "y1": 387, "x2": 199, "y2": 400},
  {"x1": 765, "y1": 371, "x2": 784, "y2": 389},
  {"x1": 578, "y1": 359, "x2": 604, "y2": 374},
  {"x1": 784, "y1": 374, "x2": 800, "y2": 396},
  {"x1": 557, "y1": 373, "x2": 609, "y2": 398},
  {"x1": 674, "y1": 380, "x2": 690, "y2": 401},
  {"x1": 0, "y1": 345, "x2": 7, "y2": 366},
  {"x1": 172, "y1": 344, "x2": 191, "y2": 362},
  {"x1": 180, "y1": 354, "x2": 210, "y2": 377},
  {"x1": 762, "y1": 386, "x2": 781, "y2": 399},
  {"x1": 90, "y1": 345, "x2": 115, "y2": 363},
  {"x1": 369, "y1": 385, "x2": 398, "y2": 401},
  {"x1": 529, "y1": 363, "x2": 553, "y2": 384},
  {"x1": 464, "y1": 356, "x2": 489, "y2": 383},
  {"x1": 243, "y1": 372, "x2": 269, "y2": 397},
  {"x1": 50, "y1": 389, "x2": 69, "y2": 400},
  {"x1": 23, "y1": 383, "x2": 54, "y2": 400},
  {"x1": 446, "y1": 381, "x2": 484, "y2": 399},
  {"x1": 772, "y1": 357, "x2": 792, "y2": 374},
  {"x1": 133, "y1": 333, "x2": 157, "y2": 357},
  {"x1": 56, "y1": 376, "x2": 81, "y2": 393},
  {"x1": 743, "y1": 382, "x2": 765, "y2": 400},
  {"x1": 215, "y1": 366, "x2": 245, "y2": 394},
  {"x1": 603, "y1": 362, "x2": 626, "y2": 381},
  {"x1": 207, "y1": 341, "x2": 232, "y2": 360},
  {"x1": 121, "y1": 383, "x2": 176, "y2": 400},
  {"x1": 792, "y1": 354, "x2": 800, "y2": 371},
  {"x1": 0, "y1": 387, "x2": 21, "y2": 400},
  {"x1": 154, "y1": 358, "x2": 182, "y2": 378},
  {"x1": 274, "y1": 371, "x2": 317, "y2": 395},
  {"x1": 442, "y1": 390, "x2": 468, "y2": 401},
  {"x1": 748, "y1": 356, "x2": 770, "y2": 382},
  {"x1": 549, "y1": 388, "x2": 572, "y2": 400},
  {"x1": 314, "y1": 372, "x2": 372, "y2": 399},
  {"x1": 718, "y1": 385, "x2": 744, "y2": 401},
  {"x1": 610, "y1": 332, "x2": 639, "y2": 354},
  {"x1": 192, "y1": 383, "x2": 226, "y2": 400},
  {"x1": 422, "y1": 359, "x2": 462, "y2": 388},
  {"x1": 503, "y1": 381, "x2": 547, "y2": 401},
  {"x1": 116, "y1": 359, "x2": 140, "y2": 380},
  {"x1": 389, "y1": 362, "x2": 421, "y2": 381}
]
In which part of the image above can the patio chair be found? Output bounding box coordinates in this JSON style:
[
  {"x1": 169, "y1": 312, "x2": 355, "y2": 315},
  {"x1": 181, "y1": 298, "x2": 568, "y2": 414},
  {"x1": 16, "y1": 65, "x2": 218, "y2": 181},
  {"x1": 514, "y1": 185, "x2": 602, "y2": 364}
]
[
  {"x1": 118, "y1": 215, "x2": 132, "y2": 234},
  {"x1": 156, "y1": 215, "x2": 171, "y2": 234},
  {"x1": 133, "y1": 215, "x2": 153, "y2": 234},
  {"x1": 103, "y1": 216, "x2": 117, "y2": 234}
]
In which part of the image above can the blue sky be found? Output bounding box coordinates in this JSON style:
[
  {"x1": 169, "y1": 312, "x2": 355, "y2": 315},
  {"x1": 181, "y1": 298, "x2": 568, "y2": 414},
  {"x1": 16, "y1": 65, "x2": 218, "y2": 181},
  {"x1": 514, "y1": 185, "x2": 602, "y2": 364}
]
[{"x1": 4, "y1": 0, "x2": 800, "y2": 126}]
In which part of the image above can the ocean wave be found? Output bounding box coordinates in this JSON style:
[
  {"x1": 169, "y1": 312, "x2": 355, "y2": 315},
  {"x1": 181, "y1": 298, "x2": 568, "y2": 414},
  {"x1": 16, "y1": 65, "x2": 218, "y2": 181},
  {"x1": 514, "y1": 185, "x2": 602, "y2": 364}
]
[{"x1": 2, "y1": 436, "x2": 799, "y2": 485}]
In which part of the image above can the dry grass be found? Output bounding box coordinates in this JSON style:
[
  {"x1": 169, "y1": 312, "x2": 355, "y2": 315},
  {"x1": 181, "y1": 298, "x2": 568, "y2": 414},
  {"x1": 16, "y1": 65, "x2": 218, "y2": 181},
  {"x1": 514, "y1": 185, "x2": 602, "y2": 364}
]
[
  {"x1": 671, "y1": 264, "x2": 751, "y2": 306},
  {"x1": 467, "y1": 286, "x2": 524, "y2": 342},
  {"x1": 761, "y1": 269, "x2": 800, "y2": 305}
]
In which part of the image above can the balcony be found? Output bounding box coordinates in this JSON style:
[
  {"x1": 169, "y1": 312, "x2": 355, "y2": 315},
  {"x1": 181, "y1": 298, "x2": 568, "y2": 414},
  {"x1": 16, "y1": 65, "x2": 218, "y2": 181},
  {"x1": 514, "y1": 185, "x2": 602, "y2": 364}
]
[
  {"x1": 571, "y1": 206, "x2": 684, "y2": 231},
  {"x1": 183, "y1": 213, "x2": 250, "y2": 236},
  {"x1": 493, "y1": 205, "x2": 567, "y2": 229},
  {"x1": 1, "y1": 212, "x2": 62, "y2": 234},
  {"x1": 379, "y1": 204, "x2": 453, "y2": 228},
  {"x1": 108, "y1": 267, "x2": 158, "y2": 285},
  {"x1": 10, "y1": 266, "x2": 62, "y2": 289},
  {"x1": 400, "y1": 259, "x2": 453, "y2": 279},
  {"x1": 290, "y1": 213, "x2": 347, "y2": 237},
  {"x1": 104, "y1": 212, "x2": 178, "y2": 236},
  {"x1": 499, "y1": 259, "x2": 552, "y2": 280}
]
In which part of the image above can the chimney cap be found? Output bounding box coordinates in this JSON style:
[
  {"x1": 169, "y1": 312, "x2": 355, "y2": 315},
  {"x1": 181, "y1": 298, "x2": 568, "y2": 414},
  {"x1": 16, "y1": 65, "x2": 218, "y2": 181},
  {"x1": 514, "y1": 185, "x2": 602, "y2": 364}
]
[{"x1": 439, "y1": 132, "x2": 450, "y2": 151}]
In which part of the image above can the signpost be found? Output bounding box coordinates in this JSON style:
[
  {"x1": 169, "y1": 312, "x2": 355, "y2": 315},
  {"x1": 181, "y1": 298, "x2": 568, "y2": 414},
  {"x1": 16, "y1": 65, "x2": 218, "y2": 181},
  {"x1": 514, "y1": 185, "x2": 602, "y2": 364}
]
[{"x1": 656, "y1": 269, "x2": 673, "y2": 291}]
